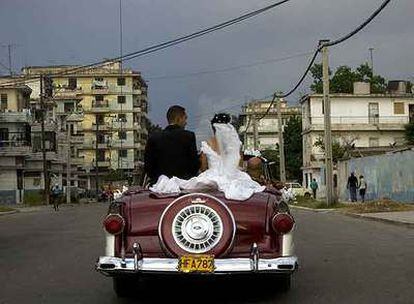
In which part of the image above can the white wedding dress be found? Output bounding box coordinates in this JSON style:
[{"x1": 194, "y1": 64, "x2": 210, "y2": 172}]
[{"x1": 150, "y1": 123, "x2": 265, "y2": 201}]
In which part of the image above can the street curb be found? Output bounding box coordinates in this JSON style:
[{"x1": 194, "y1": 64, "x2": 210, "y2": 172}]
[
  {"x1": 290, "y1": 205, "x2": 414, "y2": 228},
  {"x1": 340, "y1": 212, "x2": 414, "y2": 228},
  {"x1": 289, "y1": 205, "x2": 336, "y2": 212},
  {"x1": 0, "y1": 210, "x2": 19, "y2": 216}
]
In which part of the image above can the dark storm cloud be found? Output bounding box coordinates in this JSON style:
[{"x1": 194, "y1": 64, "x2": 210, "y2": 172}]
[{"x1": 0, "y1": 0, "x2": 412, "y2": 139}]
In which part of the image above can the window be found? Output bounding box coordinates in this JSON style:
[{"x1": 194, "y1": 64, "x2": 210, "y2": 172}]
[
  {"x1": 369, "y1": 137, "x2": 379, "y2": 147},
  {"x1": 119, "y1": 149, "x2": 128, "y2": 158},
  {"x1": 95, "y1": 77, "x2": 104, "y2": 82},
  {"x1": 1, "y1": 94, "x2": 7, "y2": 110},
  {"x1": 118, "y1": 114, "x2": 127, "y2": 122},
  {"x1": 97, "y1": 150, "x2": 105, "y2": 161},
  {"x1": 118, "y1": 95, "x2": 126, "y2": 104},
  {"x1": 118, "y1": 131, "x2": 127, "y2": 140},
  {"x1": 368, "y1": 103, "x2": 379, "y2": 124},
  {"x1": 96, "y1": 114, "x2": 105, "y2": 125},
  {"x1": 0, "y1": 128, "x2": 9, "y2": 141},
  {"x1": 68, "y1": 77, "x2": 77, "y2": 89},
  {"x1": 95, "y1": 95, "x2": 104, "y2": 102},
  {"x1": 117, "y1": 77, "x2": 126, "y2": 86},
  {"x1": 64, "y1": 102, "x2": 74, "y2": 113},
  {"x1": 393, "y1": 102, "x2": 405, "y2": 114}
]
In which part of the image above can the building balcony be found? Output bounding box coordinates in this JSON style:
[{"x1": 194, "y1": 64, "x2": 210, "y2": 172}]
[
  {"x1": 30, "y1": 121, "x2": 58, "y2": 132},
  {"x1": 132, "y1": 86, "x2": 142, "y2": 95},
  {"x1": 71, "y1": 156, "x2": 85, "y2": 165},
  {"x1": 0, "y1": 142, "x2": 31, "y2": 155},
  {"x1": 70, "y1": 135, "x2": 84, "y2": 144},
  {"x1": 88, "y1": 100, "x2": 110, "y2": 113},
  {"x1": 91, "y1": 123, "x2": 110, "y2": 131},
  {"x1": 0, "y1": 111, "x2": 31, "y2": 123},
  {"x1": 54, "y1": 87, "x2": 83, "y2": 99},
  {"x1": 97, "y1": 160, "x2": 111, "y2": 167},
  {"x1": 90, "y1": 80, "x2": 110, "y2": 94},
  {"x1": 303, "y1": 116, "x2": 410, "y2": 132}
]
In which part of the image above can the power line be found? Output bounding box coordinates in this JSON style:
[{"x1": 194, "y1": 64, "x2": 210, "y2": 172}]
[
  {"x1": 324, "y1": 0, "x2": 392, "y2": 47},
  {"x1": 145, "y1": 51, "x2": 313, "y2": 80},
  {"x1": 256, "y1": 0, "x2": 393, "y2": 121},
  {"x1": 0, "y1": 0, "x2": 291, "y2": 88}
]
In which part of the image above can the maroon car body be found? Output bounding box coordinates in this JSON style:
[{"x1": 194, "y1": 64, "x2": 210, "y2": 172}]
[{"x1": 96, "y1": 187, "x2": 298, "y2": 296}]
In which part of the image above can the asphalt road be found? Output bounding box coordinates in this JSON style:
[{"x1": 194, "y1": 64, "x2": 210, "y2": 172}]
[{"x1": 1, "y1": 204, "x2": 413, "y2": 304}]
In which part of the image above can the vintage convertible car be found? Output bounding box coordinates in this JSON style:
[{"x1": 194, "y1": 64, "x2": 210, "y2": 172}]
[{"x1": 96, "y1": 187, "x2": 298, "y2": 297}]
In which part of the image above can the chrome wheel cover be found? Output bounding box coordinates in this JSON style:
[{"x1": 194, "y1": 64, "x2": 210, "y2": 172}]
[{"x1": 172, "y1": 204, "x2": 223, "y2": 253}]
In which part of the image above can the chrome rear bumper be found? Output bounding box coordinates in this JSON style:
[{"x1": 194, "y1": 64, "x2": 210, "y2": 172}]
[{"x1": 96, "y1": 255, "x2": 298, "y2": 276}]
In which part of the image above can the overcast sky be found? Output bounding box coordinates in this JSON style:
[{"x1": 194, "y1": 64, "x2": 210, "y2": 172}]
[{"x1": 0, "y1": 0, "x2": 412, "y2": 141}]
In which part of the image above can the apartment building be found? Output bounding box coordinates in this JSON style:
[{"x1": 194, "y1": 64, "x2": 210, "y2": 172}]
[
  {"x1": 301, "y1": 81, "x2": 414, "y2": 193},
  {"x1": 22, "y1": 61, "x2": 148, "y2": 190},
  {"x1": 239, "y1": 99, "x2": 301, "y2": 150},
  {"x1": 0, "y1": 81, "x2": 64, "y2": 204}
]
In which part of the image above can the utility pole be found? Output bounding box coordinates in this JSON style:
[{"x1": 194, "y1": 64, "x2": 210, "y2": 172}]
[
  {"x1": 252, "y1": 107, "x2": 258, "y2": 150},
  {"x1": 369, "y1": 47, "x2": 374, "y2": 75},
  {"x1": 40, "y1": 75, "x2": 49, "y2": 204},
  {"x1": 1, "y1": 43, "x2": 19, "y2": 76},
  {"x1": 66, "y1": 121, "x2": 71, "y2": 204},
  {"x1": 95, "y1": 117, "x2": 99, "y2": 201},
  {"x1": 277, "y1": 96, "x2": 286, "y2": 182},
  {"x1": 320, "y1": 40, "x2": 334, "y2": 206},
  {"x1": 7, "y1": 44, "x2": 12, "y2": 76}
]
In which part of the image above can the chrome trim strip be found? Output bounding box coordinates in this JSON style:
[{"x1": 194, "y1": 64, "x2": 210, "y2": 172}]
[
  {"x1": 105, "y1": 233, "x2": 115, "y2": 256},
  {"x1": 282, "y1": 225, "x2": 295, "y2": 256},
  {"x1": 96, "y1": 256, "x2": 298, "y2": 275}
]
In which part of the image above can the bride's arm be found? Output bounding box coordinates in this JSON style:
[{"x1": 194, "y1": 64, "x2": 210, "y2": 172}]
[{"x1": 199, "y1": 152, "x2": 208, "y2": 172}]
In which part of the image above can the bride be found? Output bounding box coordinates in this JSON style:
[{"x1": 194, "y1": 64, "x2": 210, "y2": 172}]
[{"x1": 150, "y1": 113, "x2": 265, "y2": 201}]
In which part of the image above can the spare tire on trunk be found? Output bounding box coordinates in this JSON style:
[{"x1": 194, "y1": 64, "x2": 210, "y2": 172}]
[{"x1": 158, "y1": 193, "x2": 236, "y2": 257}]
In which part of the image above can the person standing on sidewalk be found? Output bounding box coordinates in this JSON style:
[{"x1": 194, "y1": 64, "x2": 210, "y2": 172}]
[
  {"x1": 358, "y1": 175, "x2": 367, "y2": 203},
  {"x1": 310, "y1": 178, "x2": 318, "y2": 199},
  {"x1": 347, "y1": 172, "x2": 358, "y2": 202}
]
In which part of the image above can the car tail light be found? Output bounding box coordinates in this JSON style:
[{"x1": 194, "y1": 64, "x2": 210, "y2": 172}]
[
  {"x1": 271, "y1": 213, "x2": 294, "y2": 234},
  {"x1": 103, "y1": 214, "x2": 125, "y2": 235}
]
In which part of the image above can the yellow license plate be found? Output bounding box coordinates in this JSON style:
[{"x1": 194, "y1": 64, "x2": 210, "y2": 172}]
[{"x1": 178, "y1": 255, "x2": 215, "y2": 273}]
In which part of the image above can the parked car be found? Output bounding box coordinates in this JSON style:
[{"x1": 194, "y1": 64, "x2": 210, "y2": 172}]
[
  {"x1": 96, "y1": 187, "x2": 298, "y2": 297},
  {"x1": 285, "y1": 182, "x2": 312, "y2": 198}
]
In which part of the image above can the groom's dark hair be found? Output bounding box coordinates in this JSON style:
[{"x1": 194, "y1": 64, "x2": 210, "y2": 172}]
[{"x1": 167, "y1": 105, "x2": 186, "y2": 123}]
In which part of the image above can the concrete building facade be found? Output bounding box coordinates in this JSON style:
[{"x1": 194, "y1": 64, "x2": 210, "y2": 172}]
[
  {"x1": 22, "y1": 61, "x2": 149, "y2": 190},
  {"x1": 301, "y1": 81, "x2": 414, "y2": 195},
  {"x1": 239, "y1": 99, "x2": 301, "y2": 151}
]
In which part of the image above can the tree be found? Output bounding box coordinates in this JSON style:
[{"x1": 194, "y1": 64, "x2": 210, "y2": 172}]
[
  {"x1": 310, "y1": 63, "x2": 387, "y2": 94},
  {"x1": 405, "y1": 122, "x2": 414, "y2": 145},
  {"x1": 314, "y1": 137, "x2": 346, "y2": 163},
  {"x1": 283, "y1": 116, "x2": 303, "y2": 181},
  {"x1": 310, "y1": 63, "x2": 330, "y2": 94},
  {"x1": 313, "y1": 136, "x2": 358, "y2": 163},
  {"x1": 355, "y1": 63, "x2": 387, "y2": 94},
  {"x1": 145, "y1": 117, "x2": 162, "y2": 135},
  {"x1": 331, "y1": 65, "x2": 358, "y2": 94}
]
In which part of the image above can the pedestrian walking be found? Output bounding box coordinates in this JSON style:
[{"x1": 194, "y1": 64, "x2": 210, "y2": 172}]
[
  {"x1": 51, "y1": 184, "x2": 61, "y2": 211},
  {"x1": 358, "y1": 175, "x2": 367, "y2": 203},
  {"x1": 347, "y1": 172, "x2": 358, "y2": 202},
  {"x1": 310, "y1": 178, "x2": 318, "y2": 199}
]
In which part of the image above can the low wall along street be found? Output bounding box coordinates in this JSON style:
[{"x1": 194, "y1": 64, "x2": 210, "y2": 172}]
[{"x1": 337, "y1": 148, "x2": 414, "y2": 203}]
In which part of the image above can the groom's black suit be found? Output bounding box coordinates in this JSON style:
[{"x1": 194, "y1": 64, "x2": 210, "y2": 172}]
[{"x1": 144, "y1": 124, "x2": 200, "y2": 184}]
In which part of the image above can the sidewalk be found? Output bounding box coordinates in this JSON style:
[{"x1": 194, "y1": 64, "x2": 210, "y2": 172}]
[
  {"x1": 0, "y1": 200, "x2": 100, "y2": 216},
  {"x1": 343, "y1": 211, "x2": 414, "y2": 228},
  {"x1": 290, "y1": 205, "x2": 414, "y2": 228}
]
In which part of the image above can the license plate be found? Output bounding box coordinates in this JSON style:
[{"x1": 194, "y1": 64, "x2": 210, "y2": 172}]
[{"x1": 178, "y1": 255, "x2": 215, "y2": 273}]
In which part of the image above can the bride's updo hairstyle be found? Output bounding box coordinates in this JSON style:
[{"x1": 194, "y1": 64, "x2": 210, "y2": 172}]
[{"x1": 211, "y1": 113, "x2": 231, "y2": 133}]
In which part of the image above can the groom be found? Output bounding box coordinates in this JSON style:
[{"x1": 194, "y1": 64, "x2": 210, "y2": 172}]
[{"x1": 144, "y1": 105, "x2": 200, "y2": 184}]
